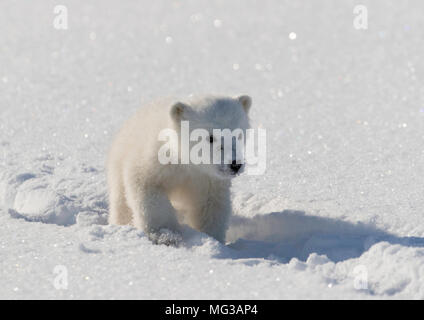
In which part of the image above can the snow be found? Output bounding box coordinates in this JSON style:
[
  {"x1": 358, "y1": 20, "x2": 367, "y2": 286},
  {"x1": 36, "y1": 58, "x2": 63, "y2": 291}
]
[{"x1": 1, "y1": 0, "x2": 424, "y2": 299}]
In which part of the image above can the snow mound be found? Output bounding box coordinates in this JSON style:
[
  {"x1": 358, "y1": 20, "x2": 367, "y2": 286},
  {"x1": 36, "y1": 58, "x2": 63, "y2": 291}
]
[{"x1": 0, "y1": 159, "x2": 108, "y2": 226}]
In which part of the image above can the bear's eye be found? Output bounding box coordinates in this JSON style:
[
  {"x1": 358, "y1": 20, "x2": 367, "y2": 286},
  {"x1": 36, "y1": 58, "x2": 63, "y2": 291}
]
[{"x1": 209, "y1": 135, "x2": 214, "y2": 143}]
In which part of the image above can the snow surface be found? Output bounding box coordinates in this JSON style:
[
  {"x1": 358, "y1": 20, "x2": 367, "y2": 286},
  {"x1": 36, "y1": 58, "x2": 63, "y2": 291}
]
[{"x1": 1, "y1": 0, "x2": 424, "y2": 299}]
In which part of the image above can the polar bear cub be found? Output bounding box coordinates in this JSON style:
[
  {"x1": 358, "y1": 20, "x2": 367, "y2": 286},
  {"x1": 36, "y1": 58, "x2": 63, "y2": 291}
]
[{"x1": 107, "y1": 95, "x2": 252, "y2": 244}]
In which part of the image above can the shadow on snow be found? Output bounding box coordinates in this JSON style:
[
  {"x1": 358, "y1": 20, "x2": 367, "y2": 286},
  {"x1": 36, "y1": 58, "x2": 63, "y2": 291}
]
[{"x1": 219, "y1": 210, "x2": 424, "y2": 263}]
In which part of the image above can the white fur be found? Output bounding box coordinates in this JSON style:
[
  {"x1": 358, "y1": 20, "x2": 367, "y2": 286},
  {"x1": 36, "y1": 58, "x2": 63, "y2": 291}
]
[{"x1": 107, "y1": 95, "x2": 251, "y2": 244}]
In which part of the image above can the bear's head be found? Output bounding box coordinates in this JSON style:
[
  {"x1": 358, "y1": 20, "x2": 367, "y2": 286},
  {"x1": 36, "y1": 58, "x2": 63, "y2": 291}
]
[{"x1": 170, "y1": 95, "x2": 252, "y2": 179}]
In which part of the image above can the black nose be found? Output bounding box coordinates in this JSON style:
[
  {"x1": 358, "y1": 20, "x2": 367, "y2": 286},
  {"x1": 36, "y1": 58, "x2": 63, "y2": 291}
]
[{"x1": 230, "y1": 160, "x2": 242, "y2": 173}]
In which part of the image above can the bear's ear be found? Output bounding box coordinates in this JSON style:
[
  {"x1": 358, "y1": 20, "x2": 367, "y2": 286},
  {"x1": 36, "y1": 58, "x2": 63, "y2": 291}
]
[
  {"x1": 237, "y1": 95, "x2": 252, "y2": 114},
  {"x1": 170, "y1": 102, "x2": 187, "y2": 122}
]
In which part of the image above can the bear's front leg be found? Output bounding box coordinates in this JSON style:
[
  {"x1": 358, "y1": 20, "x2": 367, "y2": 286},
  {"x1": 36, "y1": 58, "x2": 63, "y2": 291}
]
[
  {"x1": 193, "y1": 181, "x2": 232, "y2": 243},
  {"x1": 124, "y1": 172, "x2": 181, "y2": 245}
]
